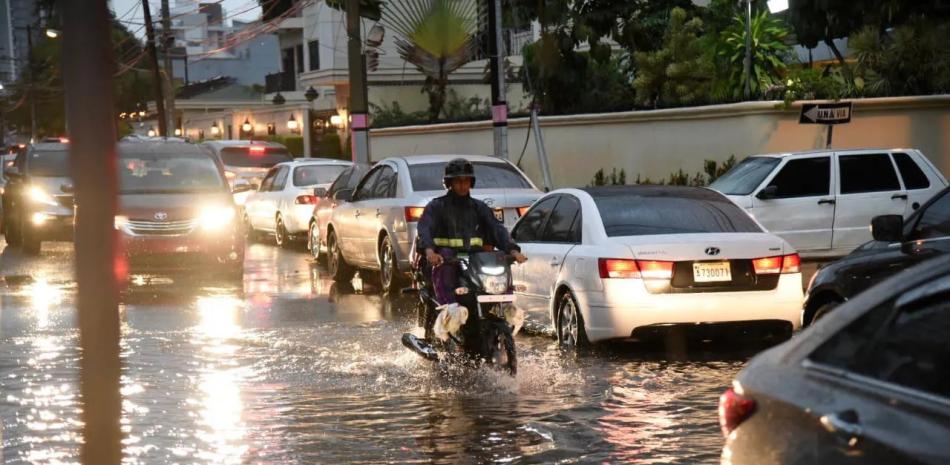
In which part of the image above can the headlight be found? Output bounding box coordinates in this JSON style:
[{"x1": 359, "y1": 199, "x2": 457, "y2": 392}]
[
  {"x1": 29, "y1": 186, "x2": 58, "y2": 206},
  {"x1": 480, "y1": 274, "x2": 508, "y2": 295},
  {"x1": 114, "y1": 215, "x2": 129, "y2": 230},
  {"x1": 198, "y1": 205, "x2": 236, "y2": 231}
]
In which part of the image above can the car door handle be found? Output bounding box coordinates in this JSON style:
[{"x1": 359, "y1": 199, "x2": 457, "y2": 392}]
[
  {"x1": 354, "y1": 210, "x2": 361, "y2": 217},
  {"x1": 550, "y1": 257, "x2": 560, "y2": 267},
  {"x1": 818, "y1": 199, "x2": 836, "y2": 205},
  {"x1": 891, "y1": 193, "x2": 908, "y2": 200},
  {"x1": 820, "y1": 410, "x2": 863, "y2": 440},
  {"x1": 375, "y1": 208, "x2": 382, "y2": 217}
]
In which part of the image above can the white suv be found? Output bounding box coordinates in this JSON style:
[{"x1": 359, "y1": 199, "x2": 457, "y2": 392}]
[{"x1": 711, "y1": 149, "x2": 947, "y2": 258}]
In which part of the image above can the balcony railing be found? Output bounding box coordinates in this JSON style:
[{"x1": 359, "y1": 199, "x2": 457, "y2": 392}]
[{"x1": 265, "y1": 71, "x2": 296, "y2": 93}]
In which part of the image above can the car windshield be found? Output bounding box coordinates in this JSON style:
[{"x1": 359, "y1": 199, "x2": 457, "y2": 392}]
[
  {"x1": 29, "y1": 150, "x2": 71, "y2": 177},
  {"x1": 293, "y1": 164, "x2": 348, "y2": 187},
  {"x1": 409, "y1": 161, "x2": 532, "y2": 191},
  {"x1": 709, "y1": 157, "x2": 780, "y2": 195},
  {"x1": 219, "y1": 147, "x2": 292, "y2": 168},
  {"x1": 118, "y1": 153, "x2": 225, "y2": 194},
  {"x1": 592, "y1": 192, "x2": 762, "y2": 236}
]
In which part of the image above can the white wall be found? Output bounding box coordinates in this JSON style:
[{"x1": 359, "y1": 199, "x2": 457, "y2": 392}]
[{"x1": 370, "y1": 96, "x2": 950, "y2": 188}]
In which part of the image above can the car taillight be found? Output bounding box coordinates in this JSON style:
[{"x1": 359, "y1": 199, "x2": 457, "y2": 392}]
[
  {"x1": 295, "y1": 195, "x2": 317, "y2": 205},
  {"x1": 719, "y1": 387, "x2": 756, "y2": 437},
  {"x1": 752, "y1": 254, "x2": 800, "y2": 275},
  {"x1": 637, "y1": 260, "x2": 674, "y2": 280},
  {"x1": 405, "y1": 206, "x2": 424, "y2": 222},
  {"x1": 517, "y1": 206, "x2": 530, "y2": 217},
  {"x1": 249, "y1": 146, "x2": 266, "y2": 155},
  {"x1": 598, "y1": 259, "x2": 674, "y2": 279}
]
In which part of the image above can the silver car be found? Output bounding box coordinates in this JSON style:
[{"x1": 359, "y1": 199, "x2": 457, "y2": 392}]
[
  {"x1": 201, "y1": 140, "x2": 293, "y2": 205},
  {"x1": 325, "y1": 155, "x2": 543, "y2": 292}
]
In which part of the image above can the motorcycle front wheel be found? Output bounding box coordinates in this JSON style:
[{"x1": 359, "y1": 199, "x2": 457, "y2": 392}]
[{"x1": 484, "y1": 319, "x2": 517, "y2": 376}]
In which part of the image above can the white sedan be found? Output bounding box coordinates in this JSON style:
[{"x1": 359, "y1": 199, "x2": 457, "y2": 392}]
[
  {"x1": 510, "y1": 185, "x2": 804, "y2": 349},
  {"x1": 244, "y1": 158, "x2": 351, "y2": 247}
]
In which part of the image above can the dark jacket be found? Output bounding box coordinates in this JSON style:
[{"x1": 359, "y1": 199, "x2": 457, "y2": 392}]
[{"x1": 417, "y1": 191, "x2": 520, "y2": 253}]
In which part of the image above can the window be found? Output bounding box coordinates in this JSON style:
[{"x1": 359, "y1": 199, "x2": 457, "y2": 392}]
[
  {"x1": 839, "y1": 154, "x2": 901, "y2": 194},
  {"x1": 409, "y1": 161, "x2": 531, "y2": 191},
  {"x1": 765, "y1": 157, "x2": 830, "y2": 198},
  {"x1": 272, "y1": 166, "x2": 289, "y2": 191},
  {"x1": 353, "y1": 167, "x2": 383, "y2": 201},
  {"x1": 592, "y1": 190, "x2": 761, "y2": 237},
  {"x1": 219, "y1": 147, "x2": 291, "y2": 168},
  {"x1": 308, "y1": 40, "x2": 320, "y2": 71},
  {"x1": 281, "y1": 47, "x2": 295, "y2": 75},
  {"x1": 542, "y1": 196, "x2": 581, "y2": 243},
  {"x1": 259, "y1": 168, "x2": 278, "y2": 192},
  {"x1": 27, "y1": 150, "x2": 71, "y2": 177},
  {"x1": 293, "y1": 165, "x2": 347, "y2": 187},
  {"x1": 912, "y1": 191, "x2": 950, "y2": 240},
  {"x1": 709, "y1": 157, "x2": 780, "y2": 195},
  {"x1": 893, "y1": 153, "x2": 930, "y2": 190},
  {"x1": 327, "y1": 168, "x2": 352, "y2": 197},
  {"x1": 118, "y1": 154, "x2": 225, "y2": 194},
  {"x1": 511, "y1": 197, "x2": 558, "y2": 242},
  {"x1": 295, "y1": 45, "x2": 304, "y2": 76},
  {"x1": 371, "y1": 166, "x2": 396, "y2": 198}
]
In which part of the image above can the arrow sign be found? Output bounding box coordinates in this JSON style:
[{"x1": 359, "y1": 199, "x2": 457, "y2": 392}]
[{"x1": 800, "y1": 102, "x2": 852, "y2": 125}]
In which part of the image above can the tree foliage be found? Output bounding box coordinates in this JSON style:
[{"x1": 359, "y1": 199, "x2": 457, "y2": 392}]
[
  {"x1": 632, "y1": 8, "x2": 712, "y2": 108},
  {"x1": 849, "y1": 17, "x2": 950, "y2": 97},
  {"x1": 714, "y1": 10, "x2": 792, "y2": 100}
]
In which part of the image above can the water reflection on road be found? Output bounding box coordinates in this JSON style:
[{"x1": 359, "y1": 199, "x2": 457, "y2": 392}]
[{"x1": 0, "y1": 240, "x2": 761, "y2": 464}]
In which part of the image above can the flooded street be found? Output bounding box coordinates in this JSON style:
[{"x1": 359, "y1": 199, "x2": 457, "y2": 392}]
[{"x1": 0, "y1": 240, "x2": 760, "y2": 464}]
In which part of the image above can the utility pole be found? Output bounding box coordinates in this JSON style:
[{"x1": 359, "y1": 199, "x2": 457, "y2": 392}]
[
  {"x1": 141, "y1": 0, "x2": 167, "y2": 136},
  {"x1": 26, "y1": 25, "x2": 36, "y2": 142},
  {"x1": 487, "y1": 0, "x2": 508, "y2": 159},
  {"x1": 346, "y1": 0, "x2": 370, "y2": 163},
  {"x1": 160, "y1": 0, "x2": 177, "y2": 135},
  {"x1": 61, "y1": 0, "x2": 122, "y2": 464},
  {"x1": 743, "y1": 0, "x2": 752, "y2": 100}
]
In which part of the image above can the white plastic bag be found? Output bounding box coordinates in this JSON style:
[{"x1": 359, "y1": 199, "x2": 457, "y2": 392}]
[
  {"x1": 504, "y1": 306, "x2": 526, "y2": 336},
  {"x1": 432, "y1": 303, "x2": 469, "y2": 342}
]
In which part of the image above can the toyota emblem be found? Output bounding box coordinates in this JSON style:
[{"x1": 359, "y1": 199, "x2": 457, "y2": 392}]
[
  {"x1": 704, "y1": 247, "x2": 721, "y2": 256},
  {"x1": 154, "y1": 212, "x2": 168, "y2": 221},
  {"x1": 484, "y1": 198, "x2": 495, "y2": 207}
]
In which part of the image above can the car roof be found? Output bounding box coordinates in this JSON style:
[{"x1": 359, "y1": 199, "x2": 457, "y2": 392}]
[
  {"x1": 749, "y1": 148, "x2": 918, "y2": 158},
  {"x1": 581, "y1": 185, "x2": 727, "y2": 201},
  {"x1": 277, "y1": 158, "x2": 352, "y2": 166},
  {"x1": 388, "y1": 154, "x2": 512, "y2": 166},
  {"x1": 202, "y1": 140, "x2": 286, "y2": 149},
  {"x1": 29, "y1": 142, "x2": 69, "y2": 151},
  {"x1": 117, "y1": 140, "x2": 211, "y2": 156}
]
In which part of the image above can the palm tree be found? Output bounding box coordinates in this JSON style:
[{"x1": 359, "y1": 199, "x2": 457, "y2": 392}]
[{"x1": 383, "y1": 0, "x2": 479, "y2": 121}]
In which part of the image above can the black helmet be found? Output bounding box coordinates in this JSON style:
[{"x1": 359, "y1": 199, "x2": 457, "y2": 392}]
[{"x1": 443, "y1": 157, "x2": 476, "y2": 188}]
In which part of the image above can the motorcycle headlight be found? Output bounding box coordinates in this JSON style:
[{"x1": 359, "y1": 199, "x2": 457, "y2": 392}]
[
  {"x1": 480, "y1": 274, "x2": 508, "y2": 295},
  {"x1": 29, "y1": 186, "x2": 58, "y2": 206},
  {"x1": 198, "y1": 205, "x2": 236, "y2": 231}
]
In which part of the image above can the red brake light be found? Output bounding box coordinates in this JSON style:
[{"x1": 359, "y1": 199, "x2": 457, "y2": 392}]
[
  {"x1": 637, "y1": 260, "x2": 674, "y2": 280},
  {"x1": 517, "y1": 206, "x2": 530, "y2": 217},
  {"x1": 405, "y1": 207, "x2": 424, "y2": 222},
  {"x1": 295, "y1": 195, "x2": 317, "y2": 205},
  {"x1": 598, "y1": 258, "x2": 639, "y2": 279},
  {"x1": 719, "y1": 387, "x2": 756, "y2": 437},
  {"x1": 249, "y1": 146, "x2": 266, "y2": 154},
  {"x1": 59, "y1": 137, "x2": 70, "y2": 144},
  {"x1": 782, "y1": 253, "x2": 801, "y2": 274}
]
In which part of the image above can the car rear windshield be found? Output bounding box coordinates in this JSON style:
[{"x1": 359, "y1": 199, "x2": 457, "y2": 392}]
[
  {"x1": 409, "y1": 161, "x2": 532, "y2": 191},
  {"x1": 118, "y1": 153, "x2": 226, "y2": 194},
  {"x1": 709, "y1": 157, "x2": 780, "y2": 195},
  {"x1": 293, "y1": 164, "x2": 348, "y2": 187},
  {"x1": 219, "y1": 147, "x2": 292, "y2": 168},
  {"x1": 28, "y1": 150, "x2": 71, "y2": 177},
  {"x1": 592, "y1": 193, "x2": 762, "y2": 236}
]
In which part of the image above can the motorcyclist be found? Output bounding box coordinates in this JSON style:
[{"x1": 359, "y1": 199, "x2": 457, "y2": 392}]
[{"x1": 417, "y1": 158, "x2": 527, "y2": 305}]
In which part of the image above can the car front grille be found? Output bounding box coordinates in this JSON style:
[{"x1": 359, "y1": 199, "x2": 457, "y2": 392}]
[{"x1": 125, "y1": 219, "x2": 197, "y2": 236}]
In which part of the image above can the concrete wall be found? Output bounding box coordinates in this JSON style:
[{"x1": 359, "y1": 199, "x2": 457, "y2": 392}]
[{"x1": 369, "y1": 96, "x2": 950, "y2": 188}]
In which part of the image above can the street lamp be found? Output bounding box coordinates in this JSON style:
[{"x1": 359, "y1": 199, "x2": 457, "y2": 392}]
[
  {"x1": 210, "y1": 123, "x2": 220, "y2": 136},
  {"x1": 174, "y1": 128, "x2": 182, "y2": 136},
  {"x1": 241, "y1": 118, "x2": 252, "y2": 133},
  {"x1": 45, "y1": 28, "x2": 60, "y2": 39},
  {"x1": 147, "y1": 128, "x2": 156, "y2": 137},
  {"x1": 272, "y1": 92, "x2": 285, "y2": 105},
  {"x1": 329, "y1": 115, "x2": 343, "y2": 127},
  {"x1": 304, "y1": 86, "x2": 319, "y2": 102},
  {"x1": 767, "y1": 0, "x2": 789, "y2": 13},
  {"x1": 287, "y1": 114, "x2": 298, "y2": 131}
]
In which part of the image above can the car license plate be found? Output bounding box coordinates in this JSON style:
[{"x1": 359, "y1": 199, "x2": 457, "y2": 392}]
[
  {"x1": 493, "y1": 209, "x2": 504, "y2": 222},
  {"x1": 693, "y1": 261, "x2": 731, "y2": 282},
  {"x1": 477, "y1": 294, "x2": 515, "y2": 303}
]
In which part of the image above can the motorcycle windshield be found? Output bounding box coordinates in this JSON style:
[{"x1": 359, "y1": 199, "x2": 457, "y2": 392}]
[{"x1": 467, "y1": 252, "x2": 510, "y2": 274}]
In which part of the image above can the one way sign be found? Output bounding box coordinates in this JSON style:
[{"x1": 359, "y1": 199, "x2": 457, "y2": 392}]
[{"x1": 799, "y1": 102, "x2": 853, "y2": 125}]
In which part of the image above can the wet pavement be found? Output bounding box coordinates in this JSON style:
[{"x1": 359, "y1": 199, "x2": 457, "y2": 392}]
[{"x1": 0, "y1": 239, "x2": 790, "y2": 464}]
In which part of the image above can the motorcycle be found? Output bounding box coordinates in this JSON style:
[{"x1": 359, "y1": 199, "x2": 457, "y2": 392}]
[{"x1": 401, "y1": 248, "x2": 521, "y2": 375}]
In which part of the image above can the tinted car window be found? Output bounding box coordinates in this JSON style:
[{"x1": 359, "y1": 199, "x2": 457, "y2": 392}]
[
  {"x1": 542, "y1": 196, "x2": 581, "y2": 243},
  {"x1": 118, "y1": 153, "x2": 225, "y2": 194},
  {"x1": 839, "y1": 154, "x2": 901, "y2": 194},
  {"x1": 764, "y1": 157, "x2": 830, "y2": 198},
  {"x1": 409, "y1": 161, "x2": 531, "y2": 191},
  {"x1": 327, "y1": 168, "x2": 352, "y2": 196},
  {"x1": 293, "y1": 165, "x2": 347, "y2": 187},
  {"x1": 592, "y1": 192, "x2": 761, "y2": 237},
  {"x1": 709, "y1": 157, "x2": 780, "y2": 195},
  {"x1": 219, "y1": 147, "x2": 292, "y2": 168},
  {"x1": 272, "y1": 166, "x2": 289, "y2": 191},
  {"x1": 372, "y1": 166, "x2": 396, "y2": 198},
  {"x1": 893, "y1": 153, "x2": 930, "y2": 190},
  {"x1": 28, "y1": 150, "x2": 71, "y2": 177},
  {"x1": 354, "y1": 168, "x2": 383, "y2": 201},
  {"x1": 259, "y1": 168, "x2": 278, "y2": 192},
  {"x1": 512, "y1": 196, "x2": 558, "y2": 242},
  {"x1": 913, "y1": 191, "x2": 950, "y2": 240}
]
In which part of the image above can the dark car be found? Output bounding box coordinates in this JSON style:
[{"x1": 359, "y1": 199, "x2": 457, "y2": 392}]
[
  {"x1": 720, "y1": 254, "x2": 950, "y2": 465},
  {"x1": 113, "y1": 140, "x2": 251, "y2": 276},
  {"x1": 1, "y1": 142, "x2": 75, "y2": 254},
  {"x1": 307, "y1": 162, "x2": 370, "y2": 261},
  {"x1": 802, "y1": 186, "x2": 950, "y2": 326}
]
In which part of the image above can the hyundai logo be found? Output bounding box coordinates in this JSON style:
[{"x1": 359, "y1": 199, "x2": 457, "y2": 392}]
[
  {"x1": 483, "y1": 198, "x2": 495, "y2": 207},
  {"x1": 704, "y1": 247, "x2": 721, "y2": 256},
  {"x1": 154, "y1": 212, "x2": 168, "y2": 221}
]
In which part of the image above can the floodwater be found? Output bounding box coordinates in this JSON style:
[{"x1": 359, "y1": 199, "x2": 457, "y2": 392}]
[{"x1": 0, "y1": 240, "x2": 761, "y2": 464}]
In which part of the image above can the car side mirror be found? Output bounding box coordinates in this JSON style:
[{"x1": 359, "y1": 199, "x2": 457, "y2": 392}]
[
  {"x1": 232, "y1": 183, "x2": 255, "y2": 194},
  {"x1": 313, "y1": 187, "x2": 328, "y2": 198},
  {"x1": 60, "y1": 184, "x2": 75, "y2": 194},
  {"x1": 871, "y1": 214, "x2": 904, "y2": 242},
  {"x1": 335, "y1": 188, "x2": 353, "y2": 202},
  {"x1": 756, "y1": 185, "x2": 778, "y2": 200}
]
